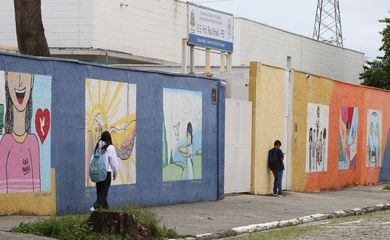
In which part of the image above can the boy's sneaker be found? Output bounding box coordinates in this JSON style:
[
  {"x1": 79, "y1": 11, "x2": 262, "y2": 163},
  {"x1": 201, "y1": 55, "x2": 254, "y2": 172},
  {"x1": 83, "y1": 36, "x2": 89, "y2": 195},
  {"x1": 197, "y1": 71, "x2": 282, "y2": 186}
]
[{"x1": 277, "y1": 194, "x2": 285, "y2": 198}]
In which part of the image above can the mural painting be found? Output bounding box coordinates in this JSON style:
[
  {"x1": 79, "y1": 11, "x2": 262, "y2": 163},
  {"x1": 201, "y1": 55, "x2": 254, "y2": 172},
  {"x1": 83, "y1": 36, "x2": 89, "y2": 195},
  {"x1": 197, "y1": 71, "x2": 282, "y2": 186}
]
[
  {"x1": 338, "y1": 107, "x2": 358, "y2": 170},
  {"x1": 367, "y1": 109, "x2": 382, "y2": 167},
  {"x1": 85, "y1": 79, "x2": 136, "y2": 186},
  {"x1": 0, "y1": 71, "x2": 51, "y2": 194},
  {"x1": 306, "y1": 103, "x2": 329, "y2": 172},
  {"x1": 163, "y1": 88, "x2": 202, "y2": 181}
]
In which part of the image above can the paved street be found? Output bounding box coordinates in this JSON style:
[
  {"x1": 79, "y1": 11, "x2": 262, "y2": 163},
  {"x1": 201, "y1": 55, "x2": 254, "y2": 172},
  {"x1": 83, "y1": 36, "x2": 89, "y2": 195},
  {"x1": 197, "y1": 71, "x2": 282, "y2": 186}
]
[
  {"x1": 301, "y1": 210, "x2": 390, "y2": 240},
  {"x1": 232, "y1": 210, "x2": 390, "y2": 240}
]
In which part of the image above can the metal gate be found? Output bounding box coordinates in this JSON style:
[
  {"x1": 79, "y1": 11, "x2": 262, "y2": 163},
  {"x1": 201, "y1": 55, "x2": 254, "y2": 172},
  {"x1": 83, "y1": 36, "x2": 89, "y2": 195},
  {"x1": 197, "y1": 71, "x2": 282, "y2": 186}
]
[{"x1": 224, "y1": 99, "x2": 252, "y2": 193}]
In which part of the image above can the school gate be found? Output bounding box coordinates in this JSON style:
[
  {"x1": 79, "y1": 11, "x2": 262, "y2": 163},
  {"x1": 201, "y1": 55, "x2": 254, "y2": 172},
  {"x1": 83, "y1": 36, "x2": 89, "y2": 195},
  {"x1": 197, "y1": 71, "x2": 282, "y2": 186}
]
[{"x1": 224, "y1": 99, "x2": 252, "y2": 193}]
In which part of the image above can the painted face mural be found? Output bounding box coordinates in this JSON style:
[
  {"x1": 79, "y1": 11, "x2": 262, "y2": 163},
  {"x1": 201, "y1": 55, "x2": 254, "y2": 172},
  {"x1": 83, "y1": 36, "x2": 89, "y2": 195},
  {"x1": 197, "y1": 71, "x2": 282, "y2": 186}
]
[
  {"x1": 0, "y1": 71, "x2": 51, "y2": 194},
  {"x1": 306, "y1": 103, "x2": 329, "y2": 172},
  {"x1": 338, "y1": 107, "x2": 358, "y2": 170},
  {"x1": 163, "y1": 88, "x2": 202, "y2": 181},
  {"x1": 367, "y1": 110, "x2": 382, "y2": 167},
  {"x1": 7, "y1": 72, "x2": 33, "y2": 115},
  {"x1": 85, "y1": 79, "x2": 136, "y2": 186}
]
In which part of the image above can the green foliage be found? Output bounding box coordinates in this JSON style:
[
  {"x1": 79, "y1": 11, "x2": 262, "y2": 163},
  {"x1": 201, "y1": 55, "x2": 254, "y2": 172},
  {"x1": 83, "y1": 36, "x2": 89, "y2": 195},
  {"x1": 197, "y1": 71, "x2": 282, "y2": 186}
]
[
  {"x1": 12, "y1": 215, "x2": 96, "y2": 240},
  {"x1": 384, "y1": 184, "x2": 390, "y2": 190},
  {"x1": 360, "y1": 59, "x2": 390, "y2": 89},
  {"x1": 157, "y1": 227, "x2": 179, "y2": 239},
  {"x1": 232, "y1": 225, "x2": 316, "y2": 240},
  {"x1": 118, "y1": 205, "x2": 160, "y2": 227},
  {"x1": 118, "y1": 205, "x2": 179, "y2": 238},
  {"x1": 12, "y1": 207, "x2": 178, "y2": 239},
  {"x1": 360, "y1": 16, "x2": 390, "y2": 89},
  {"x1": 360, "y1": 16, "x2": 390, "y2": 90}
]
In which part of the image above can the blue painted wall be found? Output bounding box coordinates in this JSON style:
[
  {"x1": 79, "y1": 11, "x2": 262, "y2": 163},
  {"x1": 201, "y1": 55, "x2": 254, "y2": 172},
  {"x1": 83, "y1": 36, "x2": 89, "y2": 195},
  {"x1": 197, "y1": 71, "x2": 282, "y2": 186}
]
[
  {"x1": 380, "y1": 130, "x2": 390, "y2": 182},
  {"x1": 0, "y1": 52, "x2": 225, "y2": 214}
]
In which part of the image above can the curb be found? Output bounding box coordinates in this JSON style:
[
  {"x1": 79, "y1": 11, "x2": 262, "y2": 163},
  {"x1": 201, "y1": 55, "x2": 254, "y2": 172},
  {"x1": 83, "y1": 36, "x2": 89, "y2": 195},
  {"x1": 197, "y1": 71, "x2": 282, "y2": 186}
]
[{"x1": 175, "y1": 201, "x2": 390, "y2": 240}]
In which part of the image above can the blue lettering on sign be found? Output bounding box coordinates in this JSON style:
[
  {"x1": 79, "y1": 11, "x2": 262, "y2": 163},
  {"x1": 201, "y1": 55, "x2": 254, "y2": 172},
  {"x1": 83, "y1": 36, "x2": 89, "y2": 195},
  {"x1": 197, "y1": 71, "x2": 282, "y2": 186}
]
[{"x1": 189, "y1": 34, "x2": 233, "y2": 52}]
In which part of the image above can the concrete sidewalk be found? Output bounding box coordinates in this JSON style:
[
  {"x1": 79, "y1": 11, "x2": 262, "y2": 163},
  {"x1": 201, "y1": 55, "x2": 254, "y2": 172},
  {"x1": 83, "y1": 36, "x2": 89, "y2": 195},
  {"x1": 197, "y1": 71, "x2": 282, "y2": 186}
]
[
  {"x1": 151, "y1": 184, "x2": 390, "y2": 236},
  {"x1": 0, "y1": 185, "x2": 388, "y2": 239}
]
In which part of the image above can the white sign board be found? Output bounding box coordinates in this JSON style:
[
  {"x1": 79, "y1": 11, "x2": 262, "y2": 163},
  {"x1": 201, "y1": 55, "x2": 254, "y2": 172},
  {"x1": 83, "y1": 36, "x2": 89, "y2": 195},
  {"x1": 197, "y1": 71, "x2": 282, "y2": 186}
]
[{"x1": 188, "y1": 3, "x2": 234, "y2": 52}]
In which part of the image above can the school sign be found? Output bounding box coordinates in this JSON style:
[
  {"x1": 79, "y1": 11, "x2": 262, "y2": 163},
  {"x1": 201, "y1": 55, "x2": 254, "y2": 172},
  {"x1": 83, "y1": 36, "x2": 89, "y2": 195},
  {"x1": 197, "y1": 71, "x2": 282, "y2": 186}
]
[{"x1": 187, "y1": 3, "x2": 234, "y2": 52}]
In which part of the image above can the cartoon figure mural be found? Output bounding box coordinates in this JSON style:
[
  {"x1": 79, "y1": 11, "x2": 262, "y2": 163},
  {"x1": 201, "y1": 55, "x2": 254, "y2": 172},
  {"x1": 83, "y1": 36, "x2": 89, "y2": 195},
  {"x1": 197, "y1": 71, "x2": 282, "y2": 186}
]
[
  {"x1": 0, "y1": 71, "x2": 51, "y2": 194},
  {"x1": 338, "y1": 107, "x2": 358, "y2": 170},
  {"x1": 306, "y1": 103, "x2": 329, "y2": 172},
  {"x1": 367, "y1": 110, "x2": 382, "y2": 167},
  {"x1": 85, "y1": 78, "x2": 136, "y2": 186},
  {"x1": 163, "y1": 88, "x2": 202, "y2": 181}
]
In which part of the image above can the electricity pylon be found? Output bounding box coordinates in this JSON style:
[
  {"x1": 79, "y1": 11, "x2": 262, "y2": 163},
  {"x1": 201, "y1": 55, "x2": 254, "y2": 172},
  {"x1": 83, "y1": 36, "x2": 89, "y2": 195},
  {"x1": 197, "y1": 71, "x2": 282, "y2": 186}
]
[{"x1": 313, "y1": 0, "x2": 343, "y2": 47}]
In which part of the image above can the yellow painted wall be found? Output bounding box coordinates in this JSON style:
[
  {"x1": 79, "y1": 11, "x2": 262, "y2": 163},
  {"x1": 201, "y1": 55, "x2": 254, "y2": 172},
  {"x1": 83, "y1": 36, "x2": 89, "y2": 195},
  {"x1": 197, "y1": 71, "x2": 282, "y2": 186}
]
[
  {"x1": 249, "y1": 62, "x2": 286, "y2": 194},
  {"x1": 0, "y1": 169, "x2": 56, "y2": 215},
  {"x1": 291, "y1": 72, "x2": 334, "y2": 192},
  {"x1": 250, "y1": 64, "x2": 389, "y2": 194}
]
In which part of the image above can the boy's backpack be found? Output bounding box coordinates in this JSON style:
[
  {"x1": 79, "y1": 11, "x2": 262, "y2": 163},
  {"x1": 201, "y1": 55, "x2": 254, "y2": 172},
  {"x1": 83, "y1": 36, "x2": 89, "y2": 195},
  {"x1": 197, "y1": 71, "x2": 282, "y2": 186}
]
[
  {"x1": 89, "y1": 149, "x2": 107, "y2": 182},
  {"x1": 268, "y1": 148, "x2": 278, "y2": 171}
]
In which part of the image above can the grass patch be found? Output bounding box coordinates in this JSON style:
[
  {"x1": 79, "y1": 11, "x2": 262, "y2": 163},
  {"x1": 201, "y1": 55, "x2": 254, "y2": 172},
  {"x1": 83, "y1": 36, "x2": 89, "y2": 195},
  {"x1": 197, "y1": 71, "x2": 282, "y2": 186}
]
[
  {"x1": 12, "y1": 215, "x2": 101, "y2": 240},
  {"x1": 329, "y1": 209, "x2": 389, "y2": 224},
  {"x1": 383, "y1": 184, "x2": 390, "y2": 190},
  {"x1": 12, "y1": 206, "x2": 178, "y2": 240},
  {"x1": 231, "y1": 225, "x2": 318, "y2": 240}
]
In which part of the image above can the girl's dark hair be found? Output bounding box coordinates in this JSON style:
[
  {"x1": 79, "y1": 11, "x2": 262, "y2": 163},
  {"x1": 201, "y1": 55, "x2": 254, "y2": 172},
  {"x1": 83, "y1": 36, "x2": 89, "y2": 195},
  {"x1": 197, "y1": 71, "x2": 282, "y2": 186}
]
[
  {"x1": 187, "y1": 122, "x2": 193, "y2": 144},
  {"x1": 4, "y1": 72, "x2": 33, "y2": 134},
  {"x1": 94, "y1": 131, "x2": 113, "y2": 153}
]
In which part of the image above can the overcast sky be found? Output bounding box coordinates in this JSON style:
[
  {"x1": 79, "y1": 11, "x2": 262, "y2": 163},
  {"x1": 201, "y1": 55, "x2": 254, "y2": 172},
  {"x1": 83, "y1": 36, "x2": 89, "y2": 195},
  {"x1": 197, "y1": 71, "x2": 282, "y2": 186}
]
[{"x1": 192, "y1": 0, "x2": 390, "y2": 59}]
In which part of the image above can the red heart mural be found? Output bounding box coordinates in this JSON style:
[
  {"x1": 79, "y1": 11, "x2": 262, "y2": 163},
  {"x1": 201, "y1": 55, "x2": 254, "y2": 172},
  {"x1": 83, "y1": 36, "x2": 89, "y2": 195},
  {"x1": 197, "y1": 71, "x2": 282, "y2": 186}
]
[{"x1": 35, "y1": 108, "x2": 51, "y2": 144}]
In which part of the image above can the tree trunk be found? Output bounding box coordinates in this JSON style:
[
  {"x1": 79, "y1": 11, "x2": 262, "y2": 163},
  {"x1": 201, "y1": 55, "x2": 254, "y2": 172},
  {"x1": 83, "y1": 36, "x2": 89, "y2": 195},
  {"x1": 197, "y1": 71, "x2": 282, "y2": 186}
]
[
  {"x1": 88, "y1": 211, "x2": 158, "y2": 239},
  {"x1": 14, "y1": 0, "x2": 50, "y2": 56}
]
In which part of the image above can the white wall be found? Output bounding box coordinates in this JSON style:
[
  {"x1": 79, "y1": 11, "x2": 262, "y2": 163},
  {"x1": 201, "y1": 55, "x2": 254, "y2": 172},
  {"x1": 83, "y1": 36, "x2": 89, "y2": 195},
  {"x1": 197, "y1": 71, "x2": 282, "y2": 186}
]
[
  {"x1": 43, "y1": 0, "x2": 93, "y2": 48},
  {"x1": 0, "y1": 0, "x2": 364, "y2": 84},
  {"x1": 0, "y1": 0, "x2": 93, "y2": 48},
  {"x1": 92, "y1": 0, "x2": 187, "y2": 63},
  {"x1": 0, "y1": 0, "x2": 16, "y2": 46},
  {"x1": 235, "y1": 18, "x2": 364, "y2": 84}
]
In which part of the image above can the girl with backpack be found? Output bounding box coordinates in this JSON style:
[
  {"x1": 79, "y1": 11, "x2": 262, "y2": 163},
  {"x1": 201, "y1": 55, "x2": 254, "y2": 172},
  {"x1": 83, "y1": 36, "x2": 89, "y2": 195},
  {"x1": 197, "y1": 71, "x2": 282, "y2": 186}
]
[{"x1": 90, "y1": 131, "x2": 119, "y2": 211}]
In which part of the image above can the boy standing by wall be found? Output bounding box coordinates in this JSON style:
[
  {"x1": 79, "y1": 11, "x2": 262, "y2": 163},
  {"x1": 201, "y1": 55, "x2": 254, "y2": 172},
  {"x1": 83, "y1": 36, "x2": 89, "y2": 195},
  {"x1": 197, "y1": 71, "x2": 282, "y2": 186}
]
[{"x1": 268, "y1": 140, "x2": 284, "y2": 197}]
